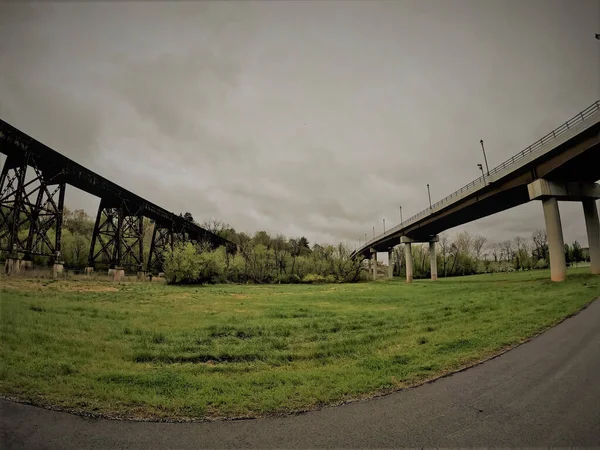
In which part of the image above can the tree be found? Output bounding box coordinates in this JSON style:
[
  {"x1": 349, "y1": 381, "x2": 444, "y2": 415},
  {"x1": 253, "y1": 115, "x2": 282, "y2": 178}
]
[
  {"x1": 472, "y1": 235, "x2": 487, "y2": 262},
  {"x1": 532, "y1": 229, "x2": 548, "y2": 261},
  {"x1": 63, "y1": 208, "x2": 94, "y2": 236},
  {"x1": 571, "y1": 241, "x2": 583, "y2": 265},
  {"x1": 564, "y1": 243, "x2": 572, "y2": 266},
  {"x1": 183, "y1": 212, "x2": 194, "y2": 223},
  {"x1": 201, "y1": 218, "x2": 229, "y2": 237},
  {"x1": 253, "y1": 231, "x2": 272, "y2": 248},
  {"x1": 439, "y1": 233, "x2": 449, "y2": 277},
  {"x1": 513, "y1": 236, "x2": 529, "y2": 270},
  {"x1": 298, "y1": 236, "x2": 311, "y2": 256}
]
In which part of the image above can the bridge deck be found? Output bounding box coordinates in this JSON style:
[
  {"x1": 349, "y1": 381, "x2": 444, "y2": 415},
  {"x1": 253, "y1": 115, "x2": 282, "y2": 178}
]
[{"x1": 353, "y1": 101, "x2": 600, "y2": 257}]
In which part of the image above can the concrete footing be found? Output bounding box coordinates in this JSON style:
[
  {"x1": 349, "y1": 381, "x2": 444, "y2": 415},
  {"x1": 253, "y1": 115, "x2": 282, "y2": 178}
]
[
  {"x1": 582, "y1": 199, "x2": 600, "y2": 275},
  {"x1": 137, "y1": 271, "x2": 147, "y2": 281},
  {"x1": 4, "y1": 258, "x2": 21, "y2": 275},
  {"x1": 84, "y1": 266, "x2": 94, "y2": 275},
  {"x1": 21, "y1": 260, "x2": 33, "y2": 271},
  {"x1": 52, "y1": 263, "x2": 64, "y2": 279},
  {"x1": 542, "y1": 197, "x2": 566, "y2": 282},
  {"x1": 112, "y1": 267, "x2": 125, "y2": 281}
]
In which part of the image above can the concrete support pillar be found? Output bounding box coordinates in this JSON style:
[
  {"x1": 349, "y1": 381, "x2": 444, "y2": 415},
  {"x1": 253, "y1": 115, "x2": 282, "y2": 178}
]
[
  {"x1": 582, "y1": 199, "x2": 600, "y2": 274},
  {"x1": 137, "y1": 271, "x2": 147, "y2": 281},
  {"x1": 4, "y1": 258, "x2": 21, "y2": 275},
  {"x1": 388, "y1": 249, "x2": 394, "y2": 279},
  {"x1": 371, "y1": 252, "x2": 378, "y2": 281},
  {"x1": 404, "y1": 243, "x2": 413, "y2": 283},
  {"x1": 542, "y1": 197, "x2": 566, "y2": 282},
  {"x1": 84, "y1": 266, "x2": 94, "y2": 276},
  {"x1": 113, "y1": 267, "x2": 125, "y2": 282},
  {"x1": 52, "y1": 263, "x2": 64, "y2": 279},
  {"x1": 429, "y1": 241, "x2": 438, "y2": 281},
  {"x1": 21, "y1": 260, "x2": 33, "y2": 271}
]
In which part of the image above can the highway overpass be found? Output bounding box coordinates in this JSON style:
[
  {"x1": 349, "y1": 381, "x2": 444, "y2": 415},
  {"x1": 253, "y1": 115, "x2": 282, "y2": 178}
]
[{"x1": 352, "y1": 101, "x2": 600, "y2": 282}]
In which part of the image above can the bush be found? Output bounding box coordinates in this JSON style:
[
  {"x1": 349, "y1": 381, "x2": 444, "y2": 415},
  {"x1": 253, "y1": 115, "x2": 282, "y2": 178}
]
[
  {"x1": 534, "y1": 258, "x2": 549, "y2": 269},
  {"x1": 302, "y1": 273, "x2": 327, "y2": 284},
  {"x1": 164, "y1": 244, "x2": 227, "y2": 285},
  {"x1": 276, "y1": 274, "x2": 301, "y2": 284}
]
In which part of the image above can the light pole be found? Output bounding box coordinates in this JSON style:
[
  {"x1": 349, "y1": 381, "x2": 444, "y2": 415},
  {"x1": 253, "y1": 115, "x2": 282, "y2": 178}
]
[
  {"x1": 480, "y1": 139, "x2": 490, "y2": 175},
  {"x1": 373, "y1": 226, "x2": 375, "y2": 238},
  {"x1": 477, "y1": 163, "x2": 486, "y2": 184},
  {"x1": 383, "y1": 218, "x2": 386, "y2": 233},
  {"x1": 399, "y1": 206, "x2": 403, "y2": 224},
  {"x1": 427, "y1": 184, "x2": 432, "y2": 209}
]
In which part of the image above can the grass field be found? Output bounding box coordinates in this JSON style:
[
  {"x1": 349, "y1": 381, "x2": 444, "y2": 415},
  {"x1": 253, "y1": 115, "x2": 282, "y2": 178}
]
[{"x1": 1, "y1": 269, "x2": 599, "y2": 421}]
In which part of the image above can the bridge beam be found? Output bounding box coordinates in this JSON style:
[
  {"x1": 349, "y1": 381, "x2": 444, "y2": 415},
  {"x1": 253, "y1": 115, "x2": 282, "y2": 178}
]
[
  {"x1": 582, "y1": 199, "x2": 600, "y2": 275},
  {"x1": 528, "y1": 179, "x2": 600, "y2": 201}
]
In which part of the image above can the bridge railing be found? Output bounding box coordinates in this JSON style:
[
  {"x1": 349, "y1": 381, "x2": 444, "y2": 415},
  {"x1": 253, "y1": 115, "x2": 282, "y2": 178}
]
[
  {"x1": 399, "y1": 100, "x2": 600, "y2": 230},
  {"x1": 356, "y1": 100, "x2": 600, "y2": 254}
]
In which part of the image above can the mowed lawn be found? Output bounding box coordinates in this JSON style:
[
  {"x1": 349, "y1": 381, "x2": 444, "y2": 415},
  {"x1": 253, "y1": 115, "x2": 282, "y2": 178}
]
[{"x1": 1, "y1": 269, "x2": 599, "y2": 421}]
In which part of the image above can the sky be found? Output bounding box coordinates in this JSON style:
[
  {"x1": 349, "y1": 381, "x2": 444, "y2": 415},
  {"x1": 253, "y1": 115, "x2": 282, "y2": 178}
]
[{"x1": 1, "y1": 0, "x2": 599, "y2": 250}]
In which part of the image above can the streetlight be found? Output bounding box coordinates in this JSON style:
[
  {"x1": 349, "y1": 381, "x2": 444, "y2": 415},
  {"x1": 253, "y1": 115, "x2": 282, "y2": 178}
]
[
  {"x1": 480, "y1": 139, "x2": 490, "y2": 175},
  {"x1": 373, "y1": 226, "x2": 375, "y2": 238},
  {"x1": 477, "y1": 163, "x2": 486, "y2": 184},
  {"x1": 427, "y1": 184, "x2": 432, "y2": 209},
  {"x1": 399, "y1": 206, "x2": 403, "y2": 224},
  {"x1": 383, "y1": 218, "x2": 386, "y2": 233}
]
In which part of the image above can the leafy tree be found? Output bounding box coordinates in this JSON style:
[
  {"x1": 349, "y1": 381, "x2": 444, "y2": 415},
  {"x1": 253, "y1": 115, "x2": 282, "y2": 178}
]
[{"x1": 571, "y1": 241, "x2": 583, "y2": 265}]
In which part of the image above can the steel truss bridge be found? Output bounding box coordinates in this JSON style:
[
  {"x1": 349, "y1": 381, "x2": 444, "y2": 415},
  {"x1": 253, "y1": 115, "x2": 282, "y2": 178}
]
[{"x1": 0, "y1": 119, "x2": 234, "y2": 274}]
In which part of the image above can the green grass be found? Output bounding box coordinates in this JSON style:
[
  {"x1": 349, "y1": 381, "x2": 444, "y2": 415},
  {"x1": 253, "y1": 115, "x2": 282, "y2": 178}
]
[{"x1": 1, "y1": 269, "x2": 599, "y2": 420}]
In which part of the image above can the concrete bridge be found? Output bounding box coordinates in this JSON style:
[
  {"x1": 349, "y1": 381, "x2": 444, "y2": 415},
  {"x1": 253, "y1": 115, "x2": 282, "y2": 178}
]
[
  {"x1": 352, "y1": 101, "x2": 600, "y2": 282},
  {"x1": 0, "y1": 120, "x2": 234, "y2": 279}
]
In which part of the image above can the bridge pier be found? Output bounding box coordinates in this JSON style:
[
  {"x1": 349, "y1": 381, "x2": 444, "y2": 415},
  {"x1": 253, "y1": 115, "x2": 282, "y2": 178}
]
[
  {"x1": 529, "y1": 179, "x2": 600, "y2": 281},
  {"x1": 582, "y1": 199, "x2": 600, "y2": 275},
  {"x1": 370, "y1": 249, "x2": 378, "y2": 281},
  {"x1": 542, "y1": 197, "x2": 566, "y2": 282},
  {"x1": 388, "y1": 249, "x2": 394, "y2": 279},
  {"x1": 429, "y1": 241, "x2": 438, "y2": 281},
  {"x1": 403, "y1": 241, "x2": 413, "y2": 283}
]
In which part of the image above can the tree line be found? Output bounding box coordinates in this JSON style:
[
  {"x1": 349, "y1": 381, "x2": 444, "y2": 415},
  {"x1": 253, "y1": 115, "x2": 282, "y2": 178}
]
[
  {"x1": 389, "y1": 230, "x2": 590, "y2": 279},
  {"x1": 2, "y1": 208, "x2": 590, "y2": 284}
]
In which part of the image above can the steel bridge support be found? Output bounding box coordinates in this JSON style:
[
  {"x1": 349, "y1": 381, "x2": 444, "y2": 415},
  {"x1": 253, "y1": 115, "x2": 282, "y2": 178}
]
[
  {"x1": 86, "y1": 199, "x2": 144, "y2": 279},
  {"x1": 145, "y1": 223, "x2": 194, "y2": 275},
  {"x1": 147, "y1": 223, "x2": 174, "y2": 275},
  {"x1": 1, "y1": 152, "x2": 66, "y2": 275}
]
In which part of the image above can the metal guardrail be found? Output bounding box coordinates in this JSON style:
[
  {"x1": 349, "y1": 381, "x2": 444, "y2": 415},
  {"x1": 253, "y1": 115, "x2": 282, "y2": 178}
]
[{"x1": 357, "y1": 100, "x2": 600, "y2": 253}]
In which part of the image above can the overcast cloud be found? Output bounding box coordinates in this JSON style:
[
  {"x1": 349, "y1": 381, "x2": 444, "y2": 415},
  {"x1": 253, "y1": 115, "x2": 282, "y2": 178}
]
[{"x1": 1, "y1": 0, "x2": 598, "y2": 249}]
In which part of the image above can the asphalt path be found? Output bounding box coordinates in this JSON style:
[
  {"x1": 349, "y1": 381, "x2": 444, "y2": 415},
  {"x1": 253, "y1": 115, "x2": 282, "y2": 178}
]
[{"x1": 2, "y1": 299, "x2": 600, "y2": 448}]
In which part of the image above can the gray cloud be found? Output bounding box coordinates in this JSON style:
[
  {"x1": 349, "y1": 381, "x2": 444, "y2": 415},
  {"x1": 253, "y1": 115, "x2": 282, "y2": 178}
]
[{"x1": 0, "y1": 0, "x2": 598, "y2": 249}]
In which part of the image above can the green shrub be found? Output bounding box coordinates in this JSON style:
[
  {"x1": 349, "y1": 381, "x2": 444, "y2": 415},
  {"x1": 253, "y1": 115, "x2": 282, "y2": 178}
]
[{"x1": 302, "y1": 273, "x2": 327, "y2": 284}]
